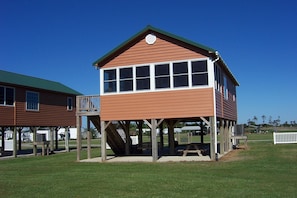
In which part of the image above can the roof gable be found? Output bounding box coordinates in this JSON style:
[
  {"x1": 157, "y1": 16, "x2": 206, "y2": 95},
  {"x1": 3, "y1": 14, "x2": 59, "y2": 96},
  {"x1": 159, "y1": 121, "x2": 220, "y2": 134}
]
[
  {"x1": 93, "y1": 25, "x2": 216, "y2": 67},
  {"x1": 93, "y1": 25, "x2": 239, "y2": 86},
  {"x1": 0, "y1": 70, "x2": 81, "y2": 95}
]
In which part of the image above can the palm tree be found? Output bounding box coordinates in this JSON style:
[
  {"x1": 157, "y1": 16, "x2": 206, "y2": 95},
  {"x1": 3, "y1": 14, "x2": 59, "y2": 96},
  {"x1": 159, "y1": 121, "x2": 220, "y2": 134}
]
[{"x1": 261, "y1": 115, "x2": 266, "y2": 125}]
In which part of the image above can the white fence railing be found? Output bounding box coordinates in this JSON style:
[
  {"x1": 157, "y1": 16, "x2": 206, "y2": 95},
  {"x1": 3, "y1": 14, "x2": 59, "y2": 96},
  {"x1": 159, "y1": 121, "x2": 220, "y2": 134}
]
[{"x1": 273, "y1": 132, "x2": 297, "y2": 144}]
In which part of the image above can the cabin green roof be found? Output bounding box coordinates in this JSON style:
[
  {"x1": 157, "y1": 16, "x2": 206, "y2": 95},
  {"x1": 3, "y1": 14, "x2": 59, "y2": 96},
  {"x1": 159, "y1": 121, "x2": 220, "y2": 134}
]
[
  {"x1": 93, "y1": 25, "x2": 239, "y2": 86},
  {"x1": 93, "y1": 25, "x2": 217, "y2": 67},
  {"x1": 0, "y1": 70, "x2": 81, "y2": 95}
]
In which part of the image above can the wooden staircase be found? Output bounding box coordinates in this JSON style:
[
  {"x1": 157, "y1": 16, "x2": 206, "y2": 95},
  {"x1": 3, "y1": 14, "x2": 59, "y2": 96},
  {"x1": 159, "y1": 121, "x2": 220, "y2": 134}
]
[{"x1": 88, "y1": 115, "x2": 125, "y2": 155}]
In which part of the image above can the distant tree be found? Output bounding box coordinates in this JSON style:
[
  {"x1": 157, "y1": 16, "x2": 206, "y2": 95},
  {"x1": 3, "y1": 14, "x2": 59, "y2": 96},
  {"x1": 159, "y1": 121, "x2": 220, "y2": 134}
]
[
  {"x1": 253, "y1": 116, "x2": 258, "y2": 125},
  {"x1": 261, "y1": 115, "x2": 266, "y2": 125},
  {"x1": 269, "y1": 116, "x2": 273, "y2": 125}
]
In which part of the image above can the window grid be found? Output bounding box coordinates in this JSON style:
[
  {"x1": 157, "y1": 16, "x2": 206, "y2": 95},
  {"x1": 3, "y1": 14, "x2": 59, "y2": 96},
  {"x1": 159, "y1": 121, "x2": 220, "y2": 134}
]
[
  {"x1": 0, "y1": 86, "x2": 15, "y2": 106},
  {"x1": 102, "y1": 58, "x2": 211, "y2": 94},
  {"x1": 26, "y1": 91, "x2": 39, "y2": 111}
]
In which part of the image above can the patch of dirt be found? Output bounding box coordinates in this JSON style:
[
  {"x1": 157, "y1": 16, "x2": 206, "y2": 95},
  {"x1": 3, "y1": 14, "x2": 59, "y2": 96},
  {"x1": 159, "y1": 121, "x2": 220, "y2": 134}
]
[{"x1": 220, "y1": 146, "x2": 249, "y2": 162}]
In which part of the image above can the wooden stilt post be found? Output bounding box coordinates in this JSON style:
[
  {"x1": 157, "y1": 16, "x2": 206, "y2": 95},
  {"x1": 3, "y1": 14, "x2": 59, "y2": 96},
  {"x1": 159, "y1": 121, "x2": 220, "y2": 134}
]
[
  {"x1": 220, "y1": 119, "x2": 225, "y2": 154},
  {"x1": 87, "y1": 117, "x2": 91, "y2": 159},
  {"x1": 210, "y1": 117, "x2": 216, "y2": 161},
  {"x1": 1, "y1": 127, "x2": 4, "y2": 156},
  {"x1": 13, "y1": 127, "x2": 17, "y2": 158},
  {"x1": 101, "y1": 121, "x2": 107, "y2": 162},
  {"x1": 224, "y1": 120, "x2": 229, "y2": 152},
  {"x1": 76, "y1": 115, "x2": 81, "y2": 161},
  {"x1": 50, "y1": 127, "x2": 54, "y2": 153},
  {"x1": 55, "y1": 127, "x2": 59, "y2": 150},
  {"x1": 151, "y1": 119, "x2": 158, "y2": 162},
  {"x1": 137, "y1": 121, "x2": 143, "y2": 150},
  {"x1": 32, "y1": 127, "x2": 37, "y2": 156},
  {"x1": 65, "y1": 127, "x2": 69, "y2": 152},
  {"x1": 167, "y1": 120, "x2": 175, "y2": 155},
  {"x1": 18, "y1": 128, "x2": 22, "y2": 151},
  {"x1": 200, "y1": 121, "x2": 204, "y2": 144},
  {"x1": 159, "y1": 121, "x2": 164, "y2": 152}
]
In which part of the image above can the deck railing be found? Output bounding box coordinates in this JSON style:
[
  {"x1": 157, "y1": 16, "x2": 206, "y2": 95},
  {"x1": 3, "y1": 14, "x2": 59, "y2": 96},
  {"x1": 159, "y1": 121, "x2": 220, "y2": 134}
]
[{"x1": 76, "y1": 95, "x2": 100, "y2": 115}]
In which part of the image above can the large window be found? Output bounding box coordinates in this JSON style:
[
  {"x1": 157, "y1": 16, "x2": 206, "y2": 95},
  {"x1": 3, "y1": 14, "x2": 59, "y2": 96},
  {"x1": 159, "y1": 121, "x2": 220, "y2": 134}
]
[
  {"x1": 120, "y1": 67, "x2": 133, "y2": 92},
  {"x1": 101, "y1": 59, "x2": 210, "y2": 94},
  {"x1": 136, "y1": 65, "x2": 150, "y2": 90},
  {"x1": 0, "y1": 86, "x2": 14, "y2": 106},
  {"x1": 26, "y1": 91, "x2": 39, "y2": 111},
  {"x1": 104, "y1": 69, "x2": 116, "y2": 93},
  {"x1": 173, "y1": 62, "x2": 188, "y2": 87},
  {"x1": 192, "y1": 60, "x2": 208, "y2": 86},
  {"x1": 155, "y1": 63, "x2": 170, "y2": 89}
]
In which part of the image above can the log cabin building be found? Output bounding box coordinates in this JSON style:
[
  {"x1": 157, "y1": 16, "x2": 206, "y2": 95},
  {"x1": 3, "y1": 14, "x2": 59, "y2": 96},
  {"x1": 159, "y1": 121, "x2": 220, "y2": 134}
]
[
  {"x1": 76, "y1": 26, "x2": 239, "y2": 162},
  {"x1": 0, "y1": 70, "x2": 81, "y2": 156}
]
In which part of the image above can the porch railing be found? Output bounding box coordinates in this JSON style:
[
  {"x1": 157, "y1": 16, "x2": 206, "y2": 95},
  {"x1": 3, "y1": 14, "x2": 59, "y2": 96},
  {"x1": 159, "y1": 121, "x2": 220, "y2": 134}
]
[{"x1": 76, "y1": 95, "x2": 100, "y2": 115}]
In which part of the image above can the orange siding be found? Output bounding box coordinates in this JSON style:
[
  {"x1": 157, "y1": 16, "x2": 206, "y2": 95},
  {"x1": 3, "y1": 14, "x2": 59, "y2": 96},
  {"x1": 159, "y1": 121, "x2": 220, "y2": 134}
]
[
  {"x1": 0, "y1": 86, "x2": 77, "y2": 127},
  {"x1": 0, "y1": 106, "x2": 14, "y2": 126},
  {"x1": 102, "y1": 34, "x2": 207, "y2": 68},
  {"x1": 215, "y1": 91, "x2": 237, "y2": 121},
  {"x1": 101, "y1": 88, "x2": 214, "y2": 121}
]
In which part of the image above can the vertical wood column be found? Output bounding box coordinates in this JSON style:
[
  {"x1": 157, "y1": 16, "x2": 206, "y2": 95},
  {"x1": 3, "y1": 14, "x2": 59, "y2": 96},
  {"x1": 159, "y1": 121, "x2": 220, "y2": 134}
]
[
  {"x1": 87, "y1": 117, "x2": 91, "y2": 159},
  {"x1": 65, "y1": 127, "x2": 69, "y2": 152},
  {"x1": 209, "y1": 117, "x2": 216, "y2": 161},
  {"x1": 220, "y1": 119, "x2": 225, "y2": 154},
  {"x1": 1, "y1": 127, "x2": 4, "y2": 156},
  {"x1": 200, "y1": 121, "x2": 204, "y2": 144},
  {"x1": 13, "y1": 127, "x2": 17, "y2": 158},
  {"x1": 18, "y1": 128, "x2": 22, "y2": 151},
  {"x1": 228, "y1": 121, "x2": 233, "y2": 151},
  {"x1": 224, "y1": 120, "x2": 229, "y2": 152},
  {"x1": 76, "y1": 116, "x2": 81, "y2": 161},
  {"x1": 159, "y1": 121, "x2": 164, "y2": 152},
  {"x1": 151, "y1": 119, "x2": 158, "y2": 162},
  {"x1": 50, "y1": 127, "x2": 54, "y2": 153},
  {"x1": 167, "y1": 120, "x2": 175, "y2": 155},
  {"x1": 137, "y1": 121, "x2": 143, "y2": 150},
  {"x1": 101, "y1": 121, "x2": 107, "y2": 162},
  {"x1": 32, "y1": 127, "x2": 37, "y2": 156}
]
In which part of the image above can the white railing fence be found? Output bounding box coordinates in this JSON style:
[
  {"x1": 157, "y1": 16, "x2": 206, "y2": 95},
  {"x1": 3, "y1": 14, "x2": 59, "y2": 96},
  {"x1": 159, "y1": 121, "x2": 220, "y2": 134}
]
[{"x1": 273, "y1": 132, "x2": 297, "y2": 144}]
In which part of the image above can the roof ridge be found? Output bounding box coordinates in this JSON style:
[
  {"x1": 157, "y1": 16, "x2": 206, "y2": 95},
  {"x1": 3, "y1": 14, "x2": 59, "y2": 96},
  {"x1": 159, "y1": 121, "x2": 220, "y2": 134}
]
[{"x1": 0, "y1": 69, "x2": 81, "y2": 95}]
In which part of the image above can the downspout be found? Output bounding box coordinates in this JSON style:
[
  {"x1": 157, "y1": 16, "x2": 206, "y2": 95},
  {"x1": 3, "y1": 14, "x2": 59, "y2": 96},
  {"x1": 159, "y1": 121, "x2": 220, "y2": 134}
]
[{"x1": 211, "y1": 51, "x2": 220, "y2": 157}]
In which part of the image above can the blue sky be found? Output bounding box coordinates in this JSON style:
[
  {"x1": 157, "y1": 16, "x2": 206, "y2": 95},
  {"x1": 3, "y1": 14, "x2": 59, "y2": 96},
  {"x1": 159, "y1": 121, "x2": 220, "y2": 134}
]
[{"x1": 1, "y1": 0, "x2": 296, "y2": 124}]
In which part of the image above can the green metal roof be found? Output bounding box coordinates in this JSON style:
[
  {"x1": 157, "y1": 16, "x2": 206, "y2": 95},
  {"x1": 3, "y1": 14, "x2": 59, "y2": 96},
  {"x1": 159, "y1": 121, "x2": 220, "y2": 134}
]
[
  {"x1": 92, "y1": 25, "x2": 239, "y2": 86},
  {"x1": 0, "y1": 70, "x2": 81, "y2": 95},
  {"x1": 93, "y1": 25, "x2": 217, "y2": 67}
]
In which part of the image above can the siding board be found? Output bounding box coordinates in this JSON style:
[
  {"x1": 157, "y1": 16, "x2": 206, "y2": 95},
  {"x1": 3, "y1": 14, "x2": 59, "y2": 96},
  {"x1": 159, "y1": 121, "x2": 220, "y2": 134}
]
[
  {"x1": 101, "y1": 88, "x2": 214, "y2": 121},
  {"x1": 102, "y1": 34, "x2": 207, "y2": 68},
  {"x1": 0, "y1": 85, "x2": 77, "y2": 127}
]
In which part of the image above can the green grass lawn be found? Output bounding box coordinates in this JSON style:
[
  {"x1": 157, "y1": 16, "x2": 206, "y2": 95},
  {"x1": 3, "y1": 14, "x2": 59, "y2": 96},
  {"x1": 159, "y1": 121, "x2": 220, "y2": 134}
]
[{"x1": 0, "y1": 134, "x2": 296, "y2": 197}]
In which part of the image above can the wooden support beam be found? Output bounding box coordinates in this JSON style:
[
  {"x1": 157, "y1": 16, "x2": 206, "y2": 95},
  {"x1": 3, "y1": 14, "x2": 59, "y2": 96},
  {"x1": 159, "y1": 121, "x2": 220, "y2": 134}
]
[
  {"x1": 87, "y1": 117, "x2": 91, "y2": 159},
  {"x1": 209, "y1": 117, "x2": 216, "y2": 161},
  {"x1": 220, "y1": 119, "x2": 225, "y2": 154},
  {"x1": 76, "y1": 116, "x2": 81, "y2": 161},
  {"x1": 50, "y1": 127, "x2": 55, "y2": 154},
  {"x1": 32, "y1": 127, "x2": 37, "y2": 156},
  {"x1": 13, "y1": 127, "x2": 17, "y2": 158},
  {"x1": 65, "y1": 127, "x2": 69, "y2": 152},
  {"x1": 151, "y1": 119, "x2": 158, "y2": 162},
  {"x1": 200, "y1": 117, "x2": 210, "y2": 126},
  {"x1": 101, "y1": 121, "x2": 107, "y2": 162}
]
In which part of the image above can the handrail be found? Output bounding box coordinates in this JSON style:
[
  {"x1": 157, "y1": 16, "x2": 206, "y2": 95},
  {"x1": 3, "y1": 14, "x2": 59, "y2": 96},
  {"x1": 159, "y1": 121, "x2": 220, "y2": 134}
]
[{"x1": 76, "y1": 95, "x2": 100, "y2": 114}]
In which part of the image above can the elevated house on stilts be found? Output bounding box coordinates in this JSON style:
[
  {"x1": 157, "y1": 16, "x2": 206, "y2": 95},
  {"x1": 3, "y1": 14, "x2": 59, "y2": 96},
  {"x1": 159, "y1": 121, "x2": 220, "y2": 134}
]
[
  {"x1": 76, "y1": 26, "x2": 239, "y2": 162},
  {"x1": 0, "y1": 70, "x2": 81, "y2": 157}
]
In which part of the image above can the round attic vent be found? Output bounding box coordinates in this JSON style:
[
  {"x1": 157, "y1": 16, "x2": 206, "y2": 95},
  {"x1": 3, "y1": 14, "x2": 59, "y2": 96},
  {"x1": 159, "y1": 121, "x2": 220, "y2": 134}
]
[{"x1": 145, "y1": 34, "x2": 156, "y2": 45}]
